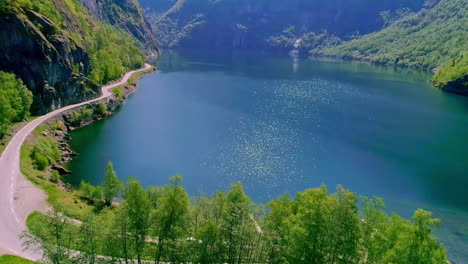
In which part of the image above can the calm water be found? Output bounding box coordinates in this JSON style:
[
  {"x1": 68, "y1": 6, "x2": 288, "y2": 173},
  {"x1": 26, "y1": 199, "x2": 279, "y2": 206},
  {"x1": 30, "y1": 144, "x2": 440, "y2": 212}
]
[{"x1": 68, "y1": 50, "x2": 468, "y2": 262}]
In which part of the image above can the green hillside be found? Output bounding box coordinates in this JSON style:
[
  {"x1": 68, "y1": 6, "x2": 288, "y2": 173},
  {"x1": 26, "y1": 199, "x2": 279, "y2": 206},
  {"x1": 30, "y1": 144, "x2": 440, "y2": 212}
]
[{"x1": 321, "y1": 0, "x2": 467, "y2": 91}]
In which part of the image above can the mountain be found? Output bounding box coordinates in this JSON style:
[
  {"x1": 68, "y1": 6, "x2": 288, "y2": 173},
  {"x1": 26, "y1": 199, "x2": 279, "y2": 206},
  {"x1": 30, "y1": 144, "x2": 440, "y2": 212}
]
[
  {"x1": 141, "y1": 0, "x2": 430, "y2": 49},
  {"x1": 79, "y1": 0, "x2": 160, "y2": 55},
  {"x1": 0, "y1": 0, "x2": 157, "y2": 114},
  {"x1": 320, "y1": 0, "x2": 467, "y2": 93}
]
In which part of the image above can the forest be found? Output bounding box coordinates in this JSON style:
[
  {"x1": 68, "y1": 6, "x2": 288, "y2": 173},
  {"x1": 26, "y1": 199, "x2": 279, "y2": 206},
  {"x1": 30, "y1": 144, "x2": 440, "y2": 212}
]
[
  {"x1": 322, "y1": 0, "x2": 467, "y2": 71},
  {"x1": 23, "y1": 162, "x2": 447, "y2": 264}
]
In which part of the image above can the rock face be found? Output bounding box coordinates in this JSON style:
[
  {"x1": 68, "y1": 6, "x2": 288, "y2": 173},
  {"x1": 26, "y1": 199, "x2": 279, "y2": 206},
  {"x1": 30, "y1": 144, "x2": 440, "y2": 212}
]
[
  {"x1": 0, "y1": 9, "x2": 97, "y2": 114},
  {"x1": 80, "y1": 0, "x2": 160, "y2": 55},
  {"x1": 440, "y1": 74, "x2": 468, "y2": 95},
  {"x1": 142, "y1": 0, "x2": 430, "y2": 49},
  {"x1": 0, "y1": 0, "x2": 158, "y2": 115}
]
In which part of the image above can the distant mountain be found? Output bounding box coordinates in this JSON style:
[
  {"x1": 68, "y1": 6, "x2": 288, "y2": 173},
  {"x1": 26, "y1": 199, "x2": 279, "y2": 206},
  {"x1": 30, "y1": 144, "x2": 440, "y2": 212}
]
[
  {"x1": 0, "y1": 0, "x2": 158, "y2": 114},
  {"x1": 141, "y1": 0, "x2": 430, "y2": 49}
]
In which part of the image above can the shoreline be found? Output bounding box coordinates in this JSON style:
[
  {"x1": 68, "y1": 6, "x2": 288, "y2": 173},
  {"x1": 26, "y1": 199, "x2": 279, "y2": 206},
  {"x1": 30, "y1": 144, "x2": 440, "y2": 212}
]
[{"x1": 0, "y1": 63, "x2": 154, "y2": 260}]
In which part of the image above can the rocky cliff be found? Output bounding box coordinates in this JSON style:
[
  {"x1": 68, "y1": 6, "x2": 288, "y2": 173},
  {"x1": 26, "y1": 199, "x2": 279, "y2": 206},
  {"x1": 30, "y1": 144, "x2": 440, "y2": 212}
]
[
  {"x1": 0, "y1": 0, "x2": 156, "y2": 114},
  {"x1": 142, "y1": 0, "x2": 429, "y2": 50},
  {"x1": 80, "y1": 0, "x2": 160, "y2": 55},
  {"x1": 0, "y1": 6, "x2": 96, "y2": 114}
]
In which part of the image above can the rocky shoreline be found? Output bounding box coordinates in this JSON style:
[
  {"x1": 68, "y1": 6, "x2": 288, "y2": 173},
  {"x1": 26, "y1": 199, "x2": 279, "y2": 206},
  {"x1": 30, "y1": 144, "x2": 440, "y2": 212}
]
[{"x1": 40, "y1": 70, "x2": 151, "y2": 180}]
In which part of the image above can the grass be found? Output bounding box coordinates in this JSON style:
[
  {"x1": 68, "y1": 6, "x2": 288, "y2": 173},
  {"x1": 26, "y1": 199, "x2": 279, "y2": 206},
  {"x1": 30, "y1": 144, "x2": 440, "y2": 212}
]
[
  {"x1": 20, "y1": 125, "x2": 94, "y2": 220},
  {"x1": 0, "y1": 255, "x2": 35, "y2": 264}
]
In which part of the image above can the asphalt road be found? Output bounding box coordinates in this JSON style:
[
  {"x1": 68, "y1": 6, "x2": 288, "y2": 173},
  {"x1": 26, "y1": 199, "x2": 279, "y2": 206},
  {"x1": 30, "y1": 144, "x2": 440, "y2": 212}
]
[{"x1": 0, "y1": 64, "x2": 151, "y2": 260}]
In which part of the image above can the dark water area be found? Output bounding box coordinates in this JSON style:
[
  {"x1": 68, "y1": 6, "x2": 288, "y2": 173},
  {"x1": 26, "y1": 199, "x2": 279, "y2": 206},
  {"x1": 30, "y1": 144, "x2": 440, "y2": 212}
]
[{"x1": 67, "y1": 50, "x2": 468, "y2": 262}]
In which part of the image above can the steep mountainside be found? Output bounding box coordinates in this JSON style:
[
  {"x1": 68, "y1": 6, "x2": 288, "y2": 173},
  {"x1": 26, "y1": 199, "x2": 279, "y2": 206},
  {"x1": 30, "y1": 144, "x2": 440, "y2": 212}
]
[
  {"x1": 80, "y1": 0, "x2": 160, "y2": 55},
  {"x1": 141, "y1": 0, "x2": 431, "y2": 49},
  {"x1": 0, "y1": 0, "x2": 155, "y2": 114}
]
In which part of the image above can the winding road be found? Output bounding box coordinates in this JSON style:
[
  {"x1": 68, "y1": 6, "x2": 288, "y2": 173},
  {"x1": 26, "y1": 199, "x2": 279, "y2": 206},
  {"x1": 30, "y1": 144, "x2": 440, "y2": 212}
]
[{"x1": 0, "y1": 64, "x2": 152, "y2": 260}]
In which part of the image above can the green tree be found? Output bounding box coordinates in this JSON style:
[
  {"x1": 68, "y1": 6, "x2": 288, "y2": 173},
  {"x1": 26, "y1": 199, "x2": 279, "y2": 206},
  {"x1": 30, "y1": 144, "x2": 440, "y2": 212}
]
[
  {"x1": 263, "y1": 194, "x2": 294, "y2": 263},
  {"x1": 124, "y1": 177, "x2": 151, "y2": 264},
  {"x1": 22, "y1": 208, "x2": 76, "y2": 264},
  {"x1": 102, "y1": 162, "x2": 121, "y2": 205},
  {"x1": 0, "y1": 71, "x2": 33, "y2": 137},
  {"x1": 78, "y1": 213, "x2": 99, "y2": 264},
  {"x1": 153, "y1": 175, "x2": 190, "y2": 263},
  {"x1": 383, "y1": 209, "x2": 447, "y2": 264},
  {"x1": 80, "y1": 181, "x2": 95, "y2": 201},
  {"x1": 328, "y1": 186, "x2": 360, "y2": 264},
  {"x1": 222, "y1": 182, "x2": 257, "y2": 264},
  {"x1": 360, "y1": 197, "x2": 390, "y2": 263}
]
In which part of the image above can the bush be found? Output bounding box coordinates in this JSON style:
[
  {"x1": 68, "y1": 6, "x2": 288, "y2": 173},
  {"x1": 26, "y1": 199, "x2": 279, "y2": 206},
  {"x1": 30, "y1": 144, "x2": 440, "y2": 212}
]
[
  {"x1": 80, "y1": 181, "x2": 95, "y2": 200},
  {"x1": 69, "y1": 107, "x2": 93, "y2": 126},
  {"x1": 50, "y1": 170, "x2": 60, "y2": 183},
  {"x1": 95, "y1": 102, "x2": 108, "y2": 116},
  {"x1": 31, "y1": 137, "x2": 61, "y2": 171},
  {"x1": 50, "y1": 120, "x2": 65, "y2": 131},
  {"x1": 92, "y1": 186, "x2": 103, "y2": 200},
  {"x1": 433, "y1": 55, "x2": 468, "y2": 87},
  {"x1": 111, "y1": 86, "x2": 124, "y2": 102},
  {"x1": 0, "y1": 71, "x2": 33, "y2": 138}
]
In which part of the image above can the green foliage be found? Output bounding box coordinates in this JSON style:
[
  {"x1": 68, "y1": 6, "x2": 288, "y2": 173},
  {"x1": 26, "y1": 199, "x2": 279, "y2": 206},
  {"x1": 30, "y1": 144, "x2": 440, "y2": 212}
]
[
  {"x1": 95, "y1": 102, "x2": 108, "y2": 116},
  {"x1": 69, "y1": 106, "x2": 93, "y2": 126},
  {"x1": 86, "y1": 25, "x2": 146, "y2": 84},
  {"x1": 50, "y1": 170, "x2": 60, "y2": 183},
  {"x1": 153, "y1": 175, "x2": 190, "y2": 263},
  {"x1": 25, "y1": 177, "x2": 448, "y2": 264},
  {"x1": 102, "y1": 161, "x2": 121, "y2": 205},
  {"x1": 79, "y1": 181, "x2": 103, "y2": 201},
  {"x1": 124, "y1": 177, "x2": 152, "y2": 263},
  {"x1": 31, "y1": 137, "x2": 61, "y2": 170},
  {"x1": 0, "y1": 71, "x2": 33, "y2": 137},
  {"x1": 23, "y1": 209, "x2": 77, "y2": 264},
  {"x1": 2, "y1": 0, "x2": 147, "y2": 99},
  {"x1": 111, "y1": 86, "x2": 124, "y2": 101},
  {"x1": 323, "y1": 0, "x2": 467, "y2": 71},
  {"x1": 91, "y1": 186, "x2": 103, "y2": 200},
  {"x1": 267, "y1": 26, "x2": 298, "y2": 51},
  {"x1": 433, "y1": 54, "x2": 468, "y2": 87},
  {"x1": 0, "y1": 0, "x2": 32, "y2": 13},
  {"x1": 0, "y1": 255, "x2": 35, "y2": 264},
  {"x1": 50, "y1": 120, "x2": 65, "y2": 131}
]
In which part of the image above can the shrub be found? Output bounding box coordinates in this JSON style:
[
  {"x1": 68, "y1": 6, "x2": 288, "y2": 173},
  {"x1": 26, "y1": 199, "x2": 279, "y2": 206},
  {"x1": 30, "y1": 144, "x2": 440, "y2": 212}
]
[
  {"x1": 92, "y1": 186, "x2": 103, "y2": 200},
  {"x1": 31, "y1": 137, "x2": 61, "y2": 171},
  {"x1": 69, "y1": 107, "x2": 93, "y2": 126},
  {"x1": 80, "y1": 181, "x2": 95, "y2": 200},
  {"x1": 95, "y1": 102, "x2": 108, "y2": 116},
  {"x1": 112, "y1": 86, "x2": 124, "y2": 101},
  {"x1": 50, "y1": 120, "x2": 65, "y2": 131},
  {"x1": 50, "y1": 170, "x2": 60, "y2": 183},
  {"x1": 0, "y1": 71, "x2": 33, "y2": 138}
]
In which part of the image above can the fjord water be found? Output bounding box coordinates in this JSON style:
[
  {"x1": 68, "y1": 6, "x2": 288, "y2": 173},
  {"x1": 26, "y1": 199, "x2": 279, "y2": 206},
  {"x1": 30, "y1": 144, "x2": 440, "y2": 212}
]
[{"x1": 68, "y1": 50, "x2": 468, "y2": 262}]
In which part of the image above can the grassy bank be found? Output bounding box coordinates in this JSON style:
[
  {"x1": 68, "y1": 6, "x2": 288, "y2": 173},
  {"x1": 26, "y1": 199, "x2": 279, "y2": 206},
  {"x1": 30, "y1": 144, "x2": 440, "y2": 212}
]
[{"x1": 0, "y1": 255, "x2": 35, "y2": 264}]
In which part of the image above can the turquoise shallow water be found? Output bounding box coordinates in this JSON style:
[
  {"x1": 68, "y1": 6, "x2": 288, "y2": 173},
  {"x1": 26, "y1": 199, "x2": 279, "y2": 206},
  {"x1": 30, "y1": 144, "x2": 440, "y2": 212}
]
[{"x1": 68, "y1": 50, "x2": 468, "y2": 262}]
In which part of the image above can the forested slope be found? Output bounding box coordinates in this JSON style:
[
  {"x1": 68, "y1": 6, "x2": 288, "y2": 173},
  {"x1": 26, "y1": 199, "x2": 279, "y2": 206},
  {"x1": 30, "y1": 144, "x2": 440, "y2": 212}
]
[
  {"x1": 0, "y1": 0, "x2": 156, "y2": 136},
  {"x1": 321, "y1": 0, "x2": 467, "y2": 93},
  {"x1": 0, "y1": 0, "x2": 155, "y2": 114}
]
